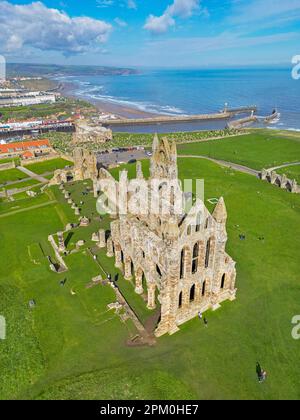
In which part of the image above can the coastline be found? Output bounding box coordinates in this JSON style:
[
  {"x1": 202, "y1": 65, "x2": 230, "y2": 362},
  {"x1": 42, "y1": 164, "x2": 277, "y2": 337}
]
[
  {"x1": 58, "y1": 79, "x2": 158, "y2": 120},
  {"x1": 54, "y1": 73, "x2": 300, "y2": 133}
]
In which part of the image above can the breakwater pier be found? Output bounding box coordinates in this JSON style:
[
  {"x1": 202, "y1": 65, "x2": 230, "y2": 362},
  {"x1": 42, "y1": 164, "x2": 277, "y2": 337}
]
[{"x1": 100, "y1": 106, "x2": 257, "y2": 126}]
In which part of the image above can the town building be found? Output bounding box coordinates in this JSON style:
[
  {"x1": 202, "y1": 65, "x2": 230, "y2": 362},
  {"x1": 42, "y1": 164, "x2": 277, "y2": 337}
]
[
  {"x1": 0, "y1": 139, "x2": 52, "y2": 159},
  {"x1": 0, "y1": 92, "x2": 56, "y2": 107}
]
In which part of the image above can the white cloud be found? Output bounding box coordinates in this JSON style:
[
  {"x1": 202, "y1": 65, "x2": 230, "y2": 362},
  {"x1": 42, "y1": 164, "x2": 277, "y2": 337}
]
[
  {"x1": 127, "y1": 0, "x2": 137, "y2": 10},
  {"x1": 168, "y1": 0, "x2": 200, "y2": 18},
  {"x1": 230, "y1": 0, "x2": 300, "y2": 24},
  {"x1": 146, "y1": 31, "x2": 299, "y2": 55},
  {"x1": 144, "y1": 0, "x2": 205, "y2": 35},
  {"x1": 144, "y1": 14, "x2": 175, "y2": 35},
  {"x1": 96, "y1": 0, "x2": 137, "y2": 9},
  {"x1": 0, "y1": 1, "x2": 112, "y2": 56},
  {"x1": 114, "y1": 17, "x2": 128, "y2": 27},
  {"x1": 96, "y1": 0, "x2": 114, "y2": 8}
]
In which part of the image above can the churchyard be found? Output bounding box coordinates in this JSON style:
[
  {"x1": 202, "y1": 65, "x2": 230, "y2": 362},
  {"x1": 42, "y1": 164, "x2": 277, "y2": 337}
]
[{"x1": 0, "y1": 129, "x2": 299, "y2": 400}]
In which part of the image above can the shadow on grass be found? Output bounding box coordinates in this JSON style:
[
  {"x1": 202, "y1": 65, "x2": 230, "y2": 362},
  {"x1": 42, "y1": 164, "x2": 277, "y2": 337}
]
[{"x1": 65, "y1": 232, "x2": 74, "y2": 248}]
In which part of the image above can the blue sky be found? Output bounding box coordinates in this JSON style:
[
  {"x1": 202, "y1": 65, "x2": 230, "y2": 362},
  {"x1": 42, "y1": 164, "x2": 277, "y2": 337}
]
[{"x1": 0, "y1": 0, "x2": 299, "y2": 67}]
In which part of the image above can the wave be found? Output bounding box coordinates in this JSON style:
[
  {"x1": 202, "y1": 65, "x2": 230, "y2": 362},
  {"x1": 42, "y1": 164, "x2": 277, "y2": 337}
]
[
  {"x1": 74, "y1": 86, "x2": 186, "y2": 116},
  {"x1": 61, "y1": 75, "x2": 187, "y2": 116},
  {"x1": 266, "y1": 126, "x2": 300, "y2": 132},
  {"x1": 286, "y1": 128, "x2": 300, "y2": 132}
]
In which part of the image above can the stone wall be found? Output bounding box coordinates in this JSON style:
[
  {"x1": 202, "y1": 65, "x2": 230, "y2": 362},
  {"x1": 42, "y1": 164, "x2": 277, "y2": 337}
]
[
  {"x1": 49, "y1": 147, "x2": 97, "y2": 186},
  {"x1": 260, "y1": 169, "x2": 299, "y2": 194},
  {"x1": 0, "y1": 161, "x2": 15, "y2": 171},
  {"x1": 21, "y1": 151, "x2": 58, "y2": 166},
  {"x1": 72, "y1": 120, "x2": 112, "y2": 144}
]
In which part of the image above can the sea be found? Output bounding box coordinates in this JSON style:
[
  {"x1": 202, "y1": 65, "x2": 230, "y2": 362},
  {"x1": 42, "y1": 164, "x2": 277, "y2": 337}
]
[{"x1": 55, "y1": 67, "x2": 300, "y2": 133}]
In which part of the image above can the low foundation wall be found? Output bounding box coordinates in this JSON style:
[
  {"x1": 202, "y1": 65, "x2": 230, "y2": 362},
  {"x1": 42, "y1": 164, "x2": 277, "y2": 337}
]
[
  {"x1": 21, "y1": 152, "x2": 59, "y2": 166},
  {"x1": 260, "y1": 169, "x2": 299, "y2": 193},
  {"x1": 0, "y1": 161, "x2": 16, "y2": 171}
]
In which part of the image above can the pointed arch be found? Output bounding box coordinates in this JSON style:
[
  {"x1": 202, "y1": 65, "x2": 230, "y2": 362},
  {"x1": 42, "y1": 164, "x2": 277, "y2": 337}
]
[
  {"x1": 205, "y1": 239, "x2": 211, "y2": 268},
  {"x1": 178, "y1": 291, "x2": 183, "y2": 308},
  {"x1": 205, "y1": 217, "x2": 209, "y2": 229},
  {"x1": 196, "y1": 212, "x2": 201, "y2": 232},
  {"x1": 180, "y1": 248, "x2": 185, "y2": 279},
  {"x1": 202, "y1": 281, "x2": 206, "y2": 297},
  {"x1": 190, "y1": 284, "x2": 196, "y2": 302},
  {"x1": 221, "y1": 273, "x2": 226, "y2": 289},
  {"x1": 192, "y1": 242, "x2": 199, "y2": 274}
]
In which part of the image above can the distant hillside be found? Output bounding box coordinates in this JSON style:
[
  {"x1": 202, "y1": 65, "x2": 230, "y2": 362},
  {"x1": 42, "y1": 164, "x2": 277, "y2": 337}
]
[{"x1": 7, "y1": 63, "x2": 138, "y2": 77}]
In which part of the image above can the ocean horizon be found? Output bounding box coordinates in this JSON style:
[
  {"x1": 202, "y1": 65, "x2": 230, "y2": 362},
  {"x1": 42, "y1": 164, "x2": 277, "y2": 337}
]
[{"x1": 55, "y1": 67, "x2": 300, "y2": 132}]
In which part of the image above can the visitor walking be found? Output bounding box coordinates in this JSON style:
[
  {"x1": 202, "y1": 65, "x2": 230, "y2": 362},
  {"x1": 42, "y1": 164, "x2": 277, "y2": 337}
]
[
  {"x1": 256, "y1": 362, "x2": 262, "y2": 379},
  {"x1": 204, "y1": 317, "x2": 208, "y2": 327},
  {"x1": 259, "y1": 370, "x2": 267, "y2": 383},
  {"x1": 256, "y1": 362, "x2": 267, "y2": 383}
]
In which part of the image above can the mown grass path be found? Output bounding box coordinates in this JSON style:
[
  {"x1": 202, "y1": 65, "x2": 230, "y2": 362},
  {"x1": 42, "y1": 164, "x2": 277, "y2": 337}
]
[
  {"x1": 17, "y1": 166, "x2": 48, "y2": 184},
  {"x1": 0, "y1": 200, "x2": 57, "y2": 219},
  {"x1": 179, "y1": 154, "x2": 260, "y2": 176}
]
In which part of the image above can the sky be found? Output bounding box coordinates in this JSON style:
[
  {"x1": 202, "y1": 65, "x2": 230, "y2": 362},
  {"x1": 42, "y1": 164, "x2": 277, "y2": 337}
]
[{"x1": 0, "y1": 0, "x2": 299, "y2": 68}]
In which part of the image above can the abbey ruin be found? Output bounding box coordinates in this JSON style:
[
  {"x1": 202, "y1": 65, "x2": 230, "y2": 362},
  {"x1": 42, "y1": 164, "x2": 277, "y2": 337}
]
[
  {"x1": 72, "y1": 120, "x2": 112, "y2": 145},
  {"x1": 260, "y1": 169, "x2": 299, "y2": 193},
  {"x1": 49, "y1": 147, "x2": 99, "y2": 185},
  {"x1": 96, "y1": 135, "x2": 237, "y2": 337}
]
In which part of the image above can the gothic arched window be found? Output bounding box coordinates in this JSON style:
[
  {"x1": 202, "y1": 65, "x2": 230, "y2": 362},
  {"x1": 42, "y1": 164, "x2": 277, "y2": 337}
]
[
  {"x1": 196, "y1": 212, "x2": 201, "y2": 232},
  {"x1": 178, "y1": 292, "x2": 183, "y2": 308},
  {"x1": 192, "y1": 242, "x2": 199, "y2": 274},
  {"x1": 190, "y1": 284, "x2": 196, "y2": 302},
  {"x1": 180, "y1": 249, "x2": 185, "y2": 279},
  {"x1": 221, "y1": 273, "x2": 226, "y2": 289},
  {"x1": 205, "y1": 239, "x2": 211, "y2": 268},
  {"x1": 202, "y1": 281, "x2": 206, "y2": 296}
]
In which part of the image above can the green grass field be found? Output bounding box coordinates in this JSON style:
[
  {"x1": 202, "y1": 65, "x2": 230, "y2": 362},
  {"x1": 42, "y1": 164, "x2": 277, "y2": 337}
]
[
  {"x1": 177, "y1": 129, "x2": 300, "y2": 170},
  {"x1": 2, "y1": 179, "x2": 40, "y2": 191},
  {"x1": 0, "y1": 140, "x2": 300, "y2": 400},
  {"x1": 0, "y1": 168, "x2": 27, "y2": 184},
  {"x1": 0, "y1": 192, "x2": 51, "y2": 215},
  {"x1": 277, "y1": 164, "x2": 300, "y2": 184},
  {"x1": 0, "y1": 128, "x2": 300, "y2": 400},
  {"x1": 24, "y1": 158, "x2": 73, "y2": 175},
  {"x1": 0, "y1": 157, "x2": 20, "y2": 165}
]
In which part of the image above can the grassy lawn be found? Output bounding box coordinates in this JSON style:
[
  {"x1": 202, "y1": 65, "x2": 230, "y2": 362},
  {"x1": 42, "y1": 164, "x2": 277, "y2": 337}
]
[
  {"x1": 0, "y1": 168, "x2": 27, "y2": 184},
  {"x1": 3, "y1": 179, "x2": 40, "y2": 191},
  {"x1": 177, "y1": 129, "x2": 300, "y2": 170},
  {"x1": 43, "y1": 174, "x2": 55, "y2": 180},
  {"x1": 0, "y1": 155, "x2": 299, "y2": 400},
  {"x1": 0, "y1": 284, "x2": 45, "y2": 399},
  {"x1": 277, "y1": 165, "x2": 300, "y2": 184},
  {"x1": 0, "y1": 157, "x2": 20, "y2": 165},
  {"x1": 0, "y1": 191, "x2": 51, "y2": 215},
  {"x1": 24, "y1": 158, "x2": 73, "y2": 175}
]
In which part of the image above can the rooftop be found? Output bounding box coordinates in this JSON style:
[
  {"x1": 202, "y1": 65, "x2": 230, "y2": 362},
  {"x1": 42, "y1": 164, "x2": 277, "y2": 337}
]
[{"x1": 0, "y1": 139, "x2": 50, "y2": 154}]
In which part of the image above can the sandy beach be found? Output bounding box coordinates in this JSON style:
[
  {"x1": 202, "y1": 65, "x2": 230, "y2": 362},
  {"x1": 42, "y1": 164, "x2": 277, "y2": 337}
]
[{"x1": 58, "y1": 80, "x2": 158, "y2": 120}]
